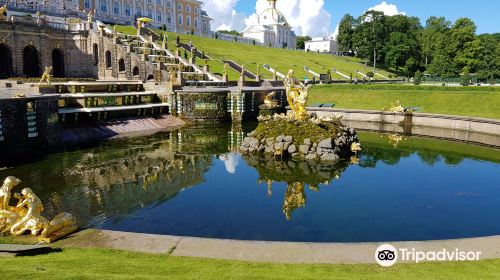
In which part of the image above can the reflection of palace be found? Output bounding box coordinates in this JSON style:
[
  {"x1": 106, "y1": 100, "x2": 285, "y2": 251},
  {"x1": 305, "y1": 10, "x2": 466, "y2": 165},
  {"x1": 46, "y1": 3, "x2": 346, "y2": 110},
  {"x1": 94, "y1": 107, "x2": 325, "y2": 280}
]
[
  {"x1": 246, "y1": 154, "x2": 350, "y2": 220},
  {"x1": 0, "y1": 125, "x2": 246, "y2": 226}
]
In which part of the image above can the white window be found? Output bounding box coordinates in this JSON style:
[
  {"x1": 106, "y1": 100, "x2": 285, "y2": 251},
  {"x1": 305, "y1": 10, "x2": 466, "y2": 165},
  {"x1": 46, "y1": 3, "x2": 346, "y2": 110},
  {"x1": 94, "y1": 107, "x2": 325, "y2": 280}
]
[
  {"x1": 178, "y1": 14, "x2": 183, "y2": 25},
  {"x1": 186, "y1": 16, "x2": 191, "y2": 26},
  {"x1": 186, "y1": 5, "x2": 190, "y2": 12},
  {"x1": 177, "y1": 3, "x2": 182, "y2": 10}
]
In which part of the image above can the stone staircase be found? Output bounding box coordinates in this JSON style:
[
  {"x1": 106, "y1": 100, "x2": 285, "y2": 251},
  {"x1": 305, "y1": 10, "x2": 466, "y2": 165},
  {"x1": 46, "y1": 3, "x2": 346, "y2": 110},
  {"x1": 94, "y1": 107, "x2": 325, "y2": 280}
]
[{"x1": 39, "y1": 80, "x2": 170, "y2": 122}]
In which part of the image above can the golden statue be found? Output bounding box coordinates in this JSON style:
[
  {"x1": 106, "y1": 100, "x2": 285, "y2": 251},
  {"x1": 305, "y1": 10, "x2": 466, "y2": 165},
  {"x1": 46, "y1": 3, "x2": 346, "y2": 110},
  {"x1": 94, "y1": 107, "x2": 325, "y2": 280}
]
[
  {"x1": 39, "y1": 66, "x2": 53, "y2": 85},
  {"x1": 282, "y1": 182, "x2": 306, "y2": 221},
  {"x1": 0, "y1": 177, "x2": 77, "y2": 242},
  {"x1": 0, "y1": 5, "x2": 7, "y2": 21},
  {"x1": 0, "y1": 176, "x2": 21, "y2": 210},
  {"x1": 382, "y1": 100, "x2": 412, "y2": 113},
  {"x1": 263, "y1": 91, "x2": 278, "y2": 108},
  {"x1": 284, "y1": 70, "x2": 310, "y2": 120},
  {"x1": 87, "y1": 10, "x2": 94, "y2": 23}
]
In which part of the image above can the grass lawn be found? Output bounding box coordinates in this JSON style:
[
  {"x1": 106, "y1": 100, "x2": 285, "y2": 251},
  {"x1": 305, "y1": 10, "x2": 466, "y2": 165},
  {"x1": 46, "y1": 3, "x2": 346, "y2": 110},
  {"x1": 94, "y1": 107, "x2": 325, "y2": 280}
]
[
  {"x1": 309, "y1": 84, "x2": 500, "y2": 119},
  {"x1": 112, "y1": 24, "x2": 394, "y2": 81},
  {"x1": 0, "y1": 247, "x2": 498, "y2": 279}
]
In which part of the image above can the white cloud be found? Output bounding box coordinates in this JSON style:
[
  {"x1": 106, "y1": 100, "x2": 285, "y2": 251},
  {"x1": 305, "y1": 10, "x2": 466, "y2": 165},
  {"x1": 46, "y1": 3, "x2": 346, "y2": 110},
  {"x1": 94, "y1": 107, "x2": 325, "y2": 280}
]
[
  {"x1": 202, "y1": 0, "x2": 247, "y2": 31},
  {"x1": 368, "y1": 1, "x2": 406, "y2": 16},
  {"x1": 245, "y1": 0, "x2": 332, "y2": 36}
]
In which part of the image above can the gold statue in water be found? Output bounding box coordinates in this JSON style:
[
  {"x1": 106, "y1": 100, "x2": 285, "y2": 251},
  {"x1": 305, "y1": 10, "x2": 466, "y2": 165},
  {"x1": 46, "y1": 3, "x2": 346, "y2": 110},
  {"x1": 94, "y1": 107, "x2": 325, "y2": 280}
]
[
  {"x1": 39, "y1": 66, "x2": 53, "y2": 85},
  {"x1": 282, "y1": 182, "x2": 306, "y2": 221},
  {"x1": 0, "y1": 177, "x2": 77, "y2": 242},
  {"x1": 284, "y1": 70, "x2": 310, "y2": 120},
  {"x1": 263, "y1": 91, "x2": 278, "y2": 109},
  {"x1": 0, "y1": 5, "x2": 7, "y2": 21}
]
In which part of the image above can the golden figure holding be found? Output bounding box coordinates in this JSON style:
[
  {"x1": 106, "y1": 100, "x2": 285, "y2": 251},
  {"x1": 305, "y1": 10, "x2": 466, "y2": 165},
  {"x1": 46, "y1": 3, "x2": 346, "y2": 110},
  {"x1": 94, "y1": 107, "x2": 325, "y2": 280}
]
[
  {"x1": 0, "y1": 176, "x2": 77, "y2": 242},
  {"x1": 284, "y1": 70, "x2": 311, "y2": 120},
  {"x1": 282, "y1": 182, "x2": 306, "y2": 221},
  {"x1": 0, "y1": 5, "x2": 7, "y2": 21},
  {"x1": 39, "y1": 66, "x2": 53, "y2": 85}
]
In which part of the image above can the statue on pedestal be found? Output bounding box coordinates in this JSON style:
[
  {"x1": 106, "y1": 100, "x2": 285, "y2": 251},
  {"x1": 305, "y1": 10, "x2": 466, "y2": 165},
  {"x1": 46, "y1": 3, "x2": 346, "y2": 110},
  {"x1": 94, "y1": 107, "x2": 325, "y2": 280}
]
[
  {"x1": 284, "y1": 70, "x2": 310, "y2": 120},
  {"x1": 39, "y1": 66, "x2": 53, "y2": 85}
]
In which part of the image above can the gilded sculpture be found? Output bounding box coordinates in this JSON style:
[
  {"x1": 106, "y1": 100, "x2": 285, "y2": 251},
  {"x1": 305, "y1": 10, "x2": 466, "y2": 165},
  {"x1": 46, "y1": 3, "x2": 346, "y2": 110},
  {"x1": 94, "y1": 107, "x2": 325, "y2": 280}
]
[
  {"x1": 0, "y1": 5, "x2": 7, "y2": 21},
  {"x1": 0, "y1": 176, "x2": 77, "y2": 242},
  {"x1": 39, "y1": 66, "x2": 53, "y2": 85},
  {"x1": 284, "y1": 70, "x2": 311, "y2": 120},
  {"x1": 262, "y1": 91, "x2": 278, "y2": 109}
]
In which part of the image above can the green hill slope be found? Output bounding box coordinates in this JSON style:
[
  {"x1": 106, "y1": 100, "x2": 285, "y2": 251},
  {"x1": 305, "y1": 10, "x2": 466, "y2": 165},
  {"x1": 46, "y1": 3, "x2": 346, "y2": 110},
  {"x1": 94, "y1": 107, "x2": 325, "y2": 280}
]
[{"x1": 114, "y1": 25, "x2": 394, "y2": 81}]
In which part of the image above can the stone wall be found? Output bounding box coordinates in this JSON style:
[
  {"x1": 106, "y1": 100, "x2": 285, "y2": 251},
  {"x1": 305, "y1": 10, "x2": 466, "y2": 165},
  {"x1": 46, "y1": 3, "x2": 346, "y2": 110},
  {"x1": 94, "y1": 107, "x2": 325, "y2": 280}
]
[
  {"x1": 0, "y1": 21, "x2": 96, "y2": 78},
  {"x1": 0, "y1": 96, "x2": 60, "y2": 156},
  {"x1": 174, "y1": 88, "x2": 286, "y2": 123}
]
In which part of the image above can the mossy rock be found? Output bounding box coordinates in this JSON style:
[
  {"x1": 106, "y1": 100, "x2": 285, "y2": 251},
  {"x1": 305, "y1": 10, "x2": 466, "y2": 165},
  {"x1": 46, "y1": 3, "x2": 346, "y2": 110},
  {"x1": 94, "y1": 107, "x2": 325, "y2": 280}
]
[{"x1": 252, "y1": 117, "x2": 343, "y2": 144}]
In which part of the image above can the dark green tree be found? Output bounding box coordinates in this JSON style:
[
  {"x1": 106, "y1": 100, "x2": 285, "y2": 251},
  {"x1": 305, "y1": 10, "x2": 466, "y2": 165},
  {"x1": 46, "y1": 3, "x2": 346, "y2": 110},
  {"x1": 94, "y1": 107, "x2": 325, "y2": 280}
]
[
  {"x1": 419, "y1": 17, "x2": 451, "y2": 66},
  {"x1": 296, "y1": 36, "x2": 312, "y2": 50},
  {"x1": 414, "y1": 70, "x2": 422, "y2": 85},
  {"x1": 337, "y1": 14, "x2": 355, "y2": 54}
]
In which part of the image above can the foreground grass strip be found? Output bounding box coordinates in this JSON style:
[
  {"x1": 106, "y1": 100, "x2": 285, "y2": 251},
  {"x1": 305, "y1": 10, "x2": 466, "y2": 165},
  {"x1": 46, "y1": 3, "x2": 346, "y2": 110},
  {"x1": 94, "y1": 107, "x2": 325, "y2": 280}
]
[
  {"x1": 309, "y1": 85, "x2": 500, "y2": 119},
  {"x1": 0, "y1": 248, "x2": 499, "y2": 279}
]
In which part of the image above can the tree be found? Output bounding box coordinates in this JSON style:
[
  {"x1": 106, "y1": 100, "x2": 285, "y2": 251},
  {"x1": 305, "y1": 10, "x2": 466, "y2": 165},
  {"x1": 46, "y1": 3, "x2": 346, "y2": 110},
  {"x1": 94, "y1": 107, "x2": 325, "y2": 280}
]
[
  {"x1": 414, "y1": 70, "x2": 422, "y2": 85},
  {"x1": 217, "y1": 30, "x2": 243, "y2": 36},
  {"x1": 451, "y1": 18, "x2": 479, "y2": 72},
  {"x1": 337, "y1": 14, "x2": 355, "y2": 54},
  {"x1": 476, "y1": 34, "x2": 500, "y2": 81},
  {"x1": 296, "y1": 36, "x2": 312, "y2": 50},
  {"x1": 419, "y1": 17, "x2": 451, "y2": 66},
  {"x1": 461, "y1": 69, "x2": 471, "y2": 86}
]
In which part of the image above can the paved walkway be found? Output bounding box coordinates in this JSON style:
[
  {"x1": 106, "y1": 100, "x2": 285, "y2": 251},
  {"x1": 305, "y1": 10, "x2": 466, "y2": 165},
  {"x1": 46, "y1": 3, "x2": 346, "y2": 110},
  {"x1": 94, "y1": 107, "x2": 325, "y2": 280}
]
[{"x1": 57, "y1": 230, "x2": 500, "y2": 264}]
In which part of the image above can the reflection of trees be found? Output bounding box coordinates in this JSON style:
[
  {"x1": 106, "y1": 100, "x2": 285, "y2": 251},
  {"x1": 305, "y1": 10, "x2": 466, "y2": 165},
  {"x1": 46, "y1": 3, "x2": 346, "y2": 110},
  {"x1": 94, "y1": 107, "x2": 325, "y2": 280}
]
[
  {"x1": 243, "y1": 154, "x2": 350, "y2": 220},
  {"x1": 416, "y1": 151, "x2": 441, "y2": 166},
  {"x1": 359, "y1": 133, "x2": 468, "y2": 168}
]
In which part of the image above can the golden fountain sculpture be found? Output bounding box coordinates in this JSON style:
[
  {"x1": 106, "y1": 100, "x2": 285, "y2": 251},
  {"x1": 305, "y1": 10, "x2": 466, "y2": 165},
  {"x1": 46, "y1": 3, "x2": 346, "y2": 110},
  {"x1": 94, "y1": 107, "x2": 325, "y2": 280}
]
[
  {"x1": 0, "y1": 5, "x2": 7, "y2": 21},
  {"x1": 284, "y1": 70, "x2": 311, "y2": 120},
  {"x1": 39, "y1": 66, "x2": 53, "y2": 85},
  {"x1": 0, "y1": 176, "x2": 77, "y2": 243}
]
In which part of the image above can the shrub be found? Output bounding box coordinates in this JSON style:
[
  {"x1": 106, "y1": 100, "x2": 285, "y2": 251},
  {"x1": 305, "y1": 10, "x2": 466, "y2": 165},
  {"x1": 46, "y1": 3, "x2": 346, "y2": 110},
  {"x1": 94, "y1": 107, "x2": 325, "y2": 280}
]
[
  {"x1": 414, "y1": 70, "x2": 422, "y2": 85},
  {"x1": 366, "y1": 71, "x2": 374, "y2": 78},
  {"x1": 461, "y1": 70, "x2": 471, "y2": 86}
]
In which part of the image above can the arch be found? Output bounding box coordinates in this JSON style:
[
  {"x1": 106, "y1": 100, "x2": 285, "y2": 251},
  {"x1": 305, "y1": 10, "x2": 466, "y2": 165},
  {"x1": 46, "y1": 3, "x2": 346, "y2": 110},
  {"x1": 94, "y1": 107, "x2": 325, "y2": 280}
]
[
  {"x1": 105, "y1": 50, "x2": 112, "y2": 68},
  {"x1": 0, "y1": 44, "x2": 13, "y2": 79},
  {"x1": 147, "y1": 74, "x2": 154, "y2": 80},
  {"x1": 52, "y1": 49, "x2": 65, "y2": 78},
  {"x1": 93, "y1": 44, "x2": 99, "y2": 66},
  {"x1": 118, "y1": 58, "x2": 125, "y2": 72},
  {"x1": 23, "y1": 45, "x2": 40, "y2": 78},
  {"x1": 132, "y1": 66, "x2": 139, "y2": 76}
]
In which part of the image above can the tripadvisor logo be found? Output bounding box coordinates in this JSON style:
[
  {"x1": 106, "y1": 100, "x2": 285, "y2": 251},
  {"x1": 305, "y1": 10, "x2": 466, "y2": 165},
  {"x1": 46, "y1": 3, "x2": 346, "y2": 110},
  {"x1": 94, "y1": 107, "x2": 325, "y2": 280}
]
[
  {"x1": 375, "y1": 244, "x2": 482, "y2": 267},
  {"x1": 375, "y1": 244, "x2": 398, "y2": 267}
]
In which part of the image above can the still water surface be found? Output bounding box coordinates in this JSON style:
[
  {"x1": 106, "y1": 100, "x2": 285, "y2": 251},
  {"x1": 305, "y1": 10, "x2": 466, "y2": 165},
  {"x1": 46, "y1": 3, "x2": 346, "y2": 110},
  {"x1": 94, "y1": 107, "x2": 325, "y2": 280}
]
[{"x1": 1, "y1": 125, "x2": 499, "y2": 242}]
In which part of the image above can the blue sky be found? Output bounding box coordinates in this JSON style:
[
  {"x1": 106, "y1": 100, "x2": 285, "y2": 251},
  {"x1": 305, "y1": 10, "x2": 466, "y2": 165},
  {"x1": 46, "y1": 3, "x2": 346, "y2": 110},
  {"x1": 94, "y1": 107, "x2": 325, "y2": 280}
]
[{"x1": 234, "y1": 0, "x2": 498, "y2": 34}]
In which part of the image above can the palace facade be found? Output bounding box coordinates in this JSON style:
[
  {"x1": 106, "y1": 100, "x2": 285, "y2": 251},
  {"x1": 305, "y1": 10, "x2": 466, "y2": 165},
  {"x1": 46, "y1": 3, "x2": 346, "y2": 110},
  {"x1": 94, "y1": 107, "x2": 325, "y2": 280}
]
[
  {"x1": 242, "y1": 0, "x2": 296, "y2": 49},
  {"x1": 1, "y1": 0, "x2": 212, "y2": 35}
]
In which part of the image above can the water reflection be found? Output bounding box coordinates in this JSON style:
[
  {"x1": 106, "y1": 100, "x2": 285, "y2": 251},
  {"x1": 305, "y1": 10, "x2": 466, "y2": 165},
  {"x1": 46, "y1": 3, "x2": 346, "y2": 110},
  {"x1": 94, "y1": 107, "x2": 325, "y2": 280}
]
[
  {"x1": 244, "y1": 154, "x2": 350, "y2": 220},
  {"x1": 0, "y1": 126, "x2": 498, "y2": 242}
]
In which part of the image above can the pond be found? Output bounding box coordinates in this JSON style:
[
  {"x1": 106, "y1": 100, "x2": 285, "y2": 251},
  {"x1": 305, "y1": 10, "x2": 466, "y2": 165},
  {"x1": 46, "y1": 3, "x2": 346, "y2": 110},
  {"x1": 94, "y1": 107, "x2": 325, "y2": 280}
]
[{"x1": 1, "y1": 124, "x2": 499, "y2": 243}]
